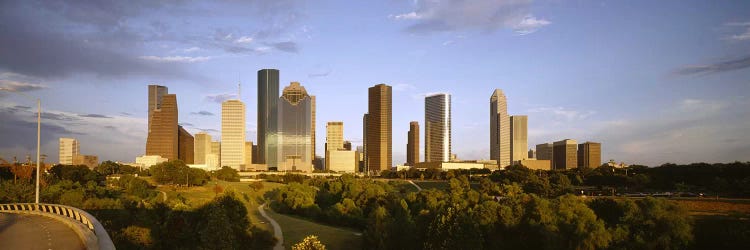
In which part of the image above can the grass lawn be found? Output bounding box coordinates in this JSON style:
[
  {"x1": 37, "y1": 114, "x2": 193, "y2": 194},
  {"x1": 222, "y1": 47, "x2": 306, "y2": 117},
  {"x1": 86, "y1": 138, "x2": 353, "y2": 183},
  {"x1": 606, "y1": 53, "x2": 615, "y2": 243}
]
[
  {"x1": 265, "y1": 208, "x2": 363, "y2": 250},
  {"x1": 155, "y1": 180, "x2": 283, "y2": 232}
]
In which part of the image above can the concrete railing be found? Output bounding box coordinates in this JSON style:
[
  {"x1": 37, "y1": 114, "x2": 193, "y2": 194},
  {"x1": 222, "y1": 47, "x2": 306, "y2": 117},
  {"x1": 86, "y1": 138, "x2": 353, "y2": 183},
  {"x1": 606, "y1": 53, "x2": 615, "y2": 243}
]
[{"x1": 0, "y1": 203, "x2": 115, "y2": 250}]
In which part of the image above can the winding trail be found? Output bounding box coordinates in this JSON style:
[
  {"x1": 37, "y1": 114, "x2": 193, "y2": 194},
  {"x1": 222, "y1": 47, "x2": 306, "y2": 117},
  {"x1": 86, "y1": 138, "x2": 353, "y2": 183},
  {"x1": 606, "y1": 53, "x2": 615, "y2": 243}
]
[
  {"x1": 160, "y1": 191, "x2": 168, "y2": 202},
  {"x1": 259, "y1": 203, "x2": 284, "y2": 250},
  {"x1": 408, "y1": 180, "x2": 423, "y2": 191}
]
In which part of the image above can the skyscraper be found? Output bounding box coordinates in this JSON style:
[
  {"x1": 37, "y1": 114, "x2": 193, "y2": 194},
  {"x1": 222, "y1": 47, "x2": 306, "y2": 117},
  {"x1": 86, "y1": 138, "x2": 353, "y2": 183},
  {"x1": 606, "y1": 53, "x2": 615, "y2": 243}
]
[
  {"x1": 407, "y1": 121, "x2": 419, "y2": 166},
  {"x1": 277, "y1": 82, "x2": 313, "y2": 172},
  {"x1": 146, "y1": 94, "x2": 178, "y2": 160},
  {"x1": 148, "y1": 85, "x2": 168, "y2": 126},
  {"x1": 553, "y1": 139, "x2": 578, "y2": 170},
  {"x1": 178, "y1": 125, "x2": 194, "y2": 164},
  {"x1": 211, "y1": 141, "x2": 221, "y2": 163},
  {"x1": 311, "y1": 95, "x2": 317, "y2": 159},
  {"x1": 366, "y1": 84, "x2": 392, "y2": 172},
  {"x1": 510, "y1": 115, "x2": 528, "y2": 163},
  {"x1": 194, "y1": 132, "x2": 212, "y2": 164},
  {"x1": 59, "y1": 138, "x2": 79, "y2": 165},
  {"x1": 578, "y1": 142, "x2": 602, "y2": 168},
  {"x1": 257, "y1": 69, "x2": 279, "y2": 165},
  {"x1": 221, "y1": 99, "x2": 246, "y2": 170},
  {"x1": 362, "y1": 113, "x2": 369, "y2": 172},
  {"x1": 536, "y1": 143, "x2": 553, "y2": 169},
  {"x1": 490, "y1": 89, "x2": 510, "y2": 167},
  {"x1": 326, "y1": 122, "x2": 344, "y2": 152},
  {"x1": 245, "y1": 141, "x2": 253, "y2": 167},
  {"x1": 425, "y1": 93, "x2": 451, "y2": 162}
]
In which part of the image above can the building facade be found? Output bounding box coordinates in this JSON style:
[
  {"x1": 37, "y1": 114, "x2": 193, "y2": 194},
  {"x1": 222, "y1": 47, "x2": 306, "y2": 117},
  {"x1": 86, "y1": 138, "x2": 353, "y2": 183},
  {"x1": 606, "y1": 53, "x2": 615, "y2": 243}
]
[
  {"x1": 221, "y1": 99, "x2": 246, "y2": 170},
  {"x1": 194, "y1": 132, "x2": 211, "y2": 164},
  {"x1": 528, "y1": 149, "x2": 536, "y2": 159},
  {"x1": 578, "y1": 141, "x2": 602, "y2": 168},
  {"x1": 536, "y1": 143, "x2": 554, "y2": 170},
  {"x1": 178, "y1": 125, "x2": 194, "y2": 164},
  {"x1": 510, "y1": 115, "x2": 528, "y2": 163},
  {"x1": 211, "y1": 141, "x2": 221, "y2": 164},
  {"x1": 327, "y1": 150, "x2": 357, "y2": 173},
  {"x1": 311, "y1": 95, "x2": 316, "y2": 159},
  {"x1": 148, "y1": 85, "x2": 168, "y2": 126},
  {"x1": 146, "y1": 94, "x2": 178, "y2": 160},
  {"x1": 425, "y1": 93, "x2": 451, "y2": 162},
  {"x1": 257, "y1": 69, "x2": 279, "y2": 165},
  {"x1": 135, "y1": 155, "x2": 168, "y2": 169},
  {"x1": 366, "y1": 84, "x2": 392, "y2": 172},
  {"x1": 490, "y1": 89, "x2": 510, "y2": 168},
  {"x1": 245, "y1": 141, "x2": 253, "y2": 167},
  {"x1": 407, "y1": 121, "x2": 419, "y2": 166},
  {"x1": 59, "y1": 138, "x2": 79, "y2": 165},
  {"x1": 277, "y1": 82, "x2": 313, "y2": 172},
  {"x1": 326, "y1": 122, "x2": 344, "y2": 152},
  {"x1": 553, "y1": 139, "x2": 578, "y2": 170}
]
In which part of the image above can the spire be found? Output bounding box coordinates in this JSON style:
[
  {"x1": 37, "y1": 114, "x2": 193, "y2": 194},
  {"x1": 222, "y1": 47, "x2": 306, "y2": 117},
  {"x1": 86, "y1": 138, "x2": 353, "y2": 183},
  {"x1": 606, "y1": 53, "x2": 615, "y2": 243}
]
[{"x1": 238, "y1": 82, "x2": 241, "y2": 101}]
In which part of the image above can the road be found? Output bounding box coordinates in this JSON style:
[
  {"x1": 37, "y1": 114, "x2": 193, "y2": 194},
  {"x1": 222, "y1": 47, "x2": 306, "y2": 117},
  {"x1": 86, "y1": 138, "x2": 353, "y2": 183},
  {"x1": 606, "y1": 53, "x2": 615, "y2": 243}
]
[
  {"x1": 408, "y1": 180, "x2": 423, "y2": 191},
  {"x1": 258, "y1": 203, "x2": 284, "y2": 250},
  {"x1": 0, "y1": 213, "x2": 85, "y2": 250}
]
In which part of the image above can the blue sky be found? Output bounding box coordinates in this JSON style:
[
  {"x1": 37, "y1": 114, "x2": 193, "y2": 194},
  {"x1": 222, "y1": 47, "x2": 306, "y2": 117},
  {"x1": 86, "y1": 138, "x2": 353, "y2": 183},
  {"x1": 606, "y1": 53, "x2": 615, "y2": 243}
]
[{"x1": 1, "y1": 0, "x2": 749, "y2": 166}]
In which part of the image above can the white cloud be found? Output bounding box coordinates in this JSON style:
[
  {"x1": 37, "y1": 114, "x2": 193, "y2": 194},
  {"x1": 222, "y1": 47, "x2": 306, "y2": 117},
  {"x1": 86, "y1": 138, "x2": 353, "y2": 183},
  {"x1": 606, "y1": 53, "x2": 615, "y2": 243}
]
[
  {"x1": 0, "y1": 79, "x2": 46, "y2": 92},
  {"x1": 513, "y1": 15, "x2": 551, "y2": 35},
  {"x1": 183, "y1": 47, "x2": 200, "y2": 53},
  {"x1": 724, "y1": 21, "x2": 750, "y2": 41},
  {"x1": 527, "y1": 106, "x2": 596, "y2": 121},
  {"x1": 392, "y1": 0, "x2": 550, "y2": 34},
  {"x1": 139, "y1": 55, "x2": 211, "y2": 63},
  {"x1": 393, "y1": 83, "x2": 417, "y2": 92},
  {"x1": 392, "y1": 11, "x2": 423, "y2": 20},
  {"x1": 235, "y1": 36, "x2": 254, "y2": 43}
]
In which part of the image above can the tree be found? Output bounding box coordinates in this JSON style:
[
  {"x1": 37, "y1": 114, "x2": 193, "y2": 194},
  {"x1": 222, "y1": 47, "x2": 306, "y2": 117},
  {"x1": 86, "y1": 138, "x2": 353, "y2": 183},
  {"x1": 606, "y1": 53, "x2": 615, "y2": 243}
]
[
  {"x1": 292, "y1": 235, "x2": 326, "y2": 250},
  {"x1": 214, "y1": 166, "x2": 240, "y2": 182}
]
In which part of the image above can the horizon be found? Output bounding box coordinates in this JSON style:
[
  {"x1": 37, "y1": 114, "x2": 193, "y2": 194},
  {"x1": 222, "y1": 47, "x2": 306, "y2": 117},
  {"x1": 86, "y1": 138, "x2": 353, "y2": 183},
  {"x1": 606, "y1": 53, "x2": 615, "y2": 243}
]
[{"x1": 1, "y1": 0, "x2": 749, "y2": 167}]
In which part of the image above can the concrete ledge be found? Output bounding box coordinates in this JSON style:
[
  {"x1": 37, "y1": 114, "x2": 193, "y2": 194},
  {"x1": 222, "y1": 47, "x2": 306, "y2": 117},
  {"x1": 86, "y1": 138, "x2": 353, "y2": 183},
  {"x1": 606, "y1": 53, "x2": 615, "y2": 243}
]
[{"x1": 2, "y1": 210, "x2": 98, "y2": 249}]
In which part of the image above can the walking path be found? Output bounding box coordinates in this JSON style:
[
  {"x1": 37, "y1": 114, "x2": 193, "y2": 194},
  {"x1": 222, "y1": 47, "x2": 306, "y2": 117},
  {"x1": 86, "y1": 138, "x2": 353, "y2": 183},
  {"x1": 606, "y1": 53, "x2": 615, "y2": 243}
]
[
  {"x1": 408, "y1": 180, "x2": 423, "y2": 191},
  {"x1": 259, "y1": 203, "x2": 285, "y2": 250}
]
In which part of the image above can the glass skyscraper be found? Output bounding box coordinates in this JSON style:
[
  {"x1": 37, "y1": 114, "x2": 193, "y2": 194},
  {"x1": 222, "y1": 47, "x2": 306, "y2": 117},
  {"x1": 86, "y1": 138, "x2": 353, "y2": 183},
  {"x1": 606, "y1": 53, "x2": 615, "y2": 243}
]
[
  {"x1": 425, "y1": 93, "x2": 451, "y2": 162},
  {"x1": 277, "y1": 82, "x2": 313, "y2": 172},
  {"x1": 257, "y1": 69, "x2": 279, "y2": 166}
]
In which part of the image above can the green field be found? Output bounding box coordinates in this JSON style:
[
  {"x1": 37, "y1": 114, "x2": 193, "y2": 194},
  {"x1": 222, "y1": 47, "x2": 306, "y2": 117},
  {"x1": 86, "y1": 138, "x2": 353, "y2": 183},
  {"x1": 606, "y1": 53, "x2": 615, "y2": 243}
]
[
  {"x1": 265, "y1": 208, "x2": 363, "y2": 250},
  {"x1": 156, "y1": 180, "x2": 283, "y2": 232},
  {"x1": 155, "y1": 180, "x2": 362, "y2": 249}
]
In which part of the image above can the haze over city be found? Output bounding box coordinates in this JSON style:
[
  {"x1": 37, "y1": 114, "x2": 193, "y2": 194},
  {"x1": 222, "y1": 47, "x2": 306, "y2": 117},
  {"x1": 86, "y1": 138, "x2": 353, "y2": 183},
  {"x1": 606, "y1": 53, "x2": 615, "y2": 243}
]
[{"x1": 1, "y1": 0, "x2": 749, "y2": 166}]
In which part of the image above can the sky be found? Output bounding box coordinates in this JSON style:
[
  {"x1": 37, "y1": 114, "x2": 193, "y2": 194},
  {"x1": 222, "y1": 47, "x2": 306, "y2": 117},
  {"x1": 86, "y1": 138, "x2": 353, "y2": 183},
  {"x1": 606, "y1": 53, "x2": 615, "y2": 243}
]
[{"x1": 1, "y1": 0, "x2": 749, "y2": 167}]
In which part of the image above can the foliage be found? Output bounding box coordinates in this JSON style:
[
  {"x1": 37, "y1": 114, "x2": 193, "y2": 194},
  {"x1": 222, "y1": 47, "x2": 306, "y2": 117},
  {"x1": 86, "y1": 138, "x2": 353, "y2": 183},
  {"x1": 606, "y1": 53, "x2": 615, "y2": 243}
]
[
  {"x1": 213, "y1": 166, "x2": 240, "y2": 182},
  {"x1": 49, "y1": 164, "x2": 103, "y2": 184},
  {"x1": 149, "y1": 160, "x2": 209, "y2": 186},
  {"x1": 292, "y1": 235, "x2": 327, "y2": 250},
  {"x1": 96, "y1": 161, "x2": 143, "y2": 176}
]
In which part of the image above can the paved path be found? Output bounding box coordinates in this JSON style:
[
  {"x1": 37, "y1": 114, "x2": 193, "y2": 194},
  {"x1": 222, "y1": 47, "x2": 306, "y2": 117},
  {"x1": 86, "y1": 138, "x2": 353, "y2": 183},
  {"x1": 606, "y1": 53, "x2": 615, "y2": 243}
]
[
  {"x1": 408, "y1": 180, "x2": 423, "y2": 191},
  {"x1": 0, "y1": 213, "x2": 85, "y2": 250},
  {"x1": 160, "y1": 190, "x2": 168, "y2": 202},
  {"x1": 258, "y1": 203, "x2": 284, "y2": 250}
]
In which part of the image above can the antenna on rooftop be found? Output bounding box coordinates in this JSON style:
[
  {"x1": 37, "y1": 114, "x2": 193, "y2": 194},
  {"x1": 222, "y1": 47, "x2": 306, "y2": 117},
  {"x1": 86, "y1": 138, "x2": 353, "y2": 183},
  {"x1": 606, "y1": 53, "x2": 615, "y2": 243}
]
[{"x1": 237, "y1": 72, "x2": 241, "y2": 101}]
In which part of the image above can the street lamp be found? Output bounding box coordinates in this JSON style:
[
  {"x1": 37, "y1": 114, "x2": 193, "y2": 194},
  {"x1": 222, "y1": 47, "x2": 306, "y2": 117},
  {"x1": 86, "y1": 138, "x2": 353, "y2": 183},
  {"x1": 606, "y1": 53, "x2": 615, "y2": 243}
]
[{"x1": 1, "y1": 87, "x2": 42, "y2": 203}]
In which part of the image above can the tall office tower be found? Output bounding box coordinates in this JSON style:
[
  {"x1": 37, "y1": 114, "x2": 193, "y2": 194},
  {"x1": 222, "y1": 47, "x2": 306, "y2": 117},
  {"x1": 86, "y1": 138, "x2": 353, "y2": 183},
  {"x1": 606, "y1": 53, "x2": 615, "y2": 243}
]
[
  {"x1": 258, "y1": 69, "x2": 279, "y2": 165},
  {"x1": 362, "y1": 113, "x2": 369, "y2": 172},
  {"x1": 343, "y1": 141, "x2": 352, "y2": 151},
  {"x1": 178, "y1": 126, "x2": 194, "y2": 164},
  {"x1": 245, "y1": 142, "x2": 253, "y2": 166},
  {"x1": 311, "y1": 95, "x2": 316, "y2": 159},
  {"x1": 425, "y1": 93, "x2": 451, "y2": 162},
  {"x1": 146, "y1": 94, "x2": 179, "y2": 160},
  {"x1": 528, "y1": 149, "x2": 536, "y2": 159},
  {"x1": 59, "y1": 138, "x2": 79, "y2": 165},
  {"x1": 366, "y1": 84, "x2": 392, "y2": 172},
  {"x1": 194, "y1": 132, "x2": 212, "y2": 164},
  {"x1": 553, "y1": 139, "x2": 578, "y2": 170},
  {"x1": 578, "y1": 142, "x2": 602, "y2": 168},
  {"x1": 490, "y1": 89, "x2": 510, "y2": 167},
  {"x1": 148, "y1": 85, "x2": 168, "y2": 126},
  {"x1": 211, "y1": 141, "x2": 221, "y2": 162},
  {"x1": 326, "y1": 122, "x2": 344, "y2": 152},
  {"x1": 221, "y1": 99, "x2": 246, "y2": 170},
  {"x1": 277, "y1": 82, "x2": 314, "y2": 172},
  {"x1": 510, "y1": 115, "x2": 528, "y2": 163},
  {"x1": 536, "y1": 143, "x2": 554, "y2": 169},
  {"x1": 407, "y1": 121, "x2": 419, "y2": 166}
]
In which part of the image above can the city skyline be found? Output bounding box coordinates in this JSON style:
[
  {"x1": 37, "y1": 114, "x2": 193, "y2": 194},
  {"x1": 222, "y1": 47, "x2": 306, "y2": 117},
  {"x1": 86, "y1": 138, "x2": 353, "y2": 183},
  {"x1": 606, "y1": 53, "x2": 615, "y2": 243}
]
[{"x1": 1, "y1": 1, "x2": 749, "y2": 167}]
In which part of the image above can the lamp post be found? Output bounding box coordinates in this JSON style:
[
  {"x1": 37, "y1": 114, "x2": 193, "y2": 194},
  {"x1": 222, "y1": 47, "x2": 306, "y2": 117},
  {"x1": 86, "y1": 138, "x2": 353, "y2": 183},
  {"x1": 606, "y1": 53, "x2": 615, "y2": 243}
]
[{"x1": 0, "y1": 88, "x2": 41, "y2": 203}]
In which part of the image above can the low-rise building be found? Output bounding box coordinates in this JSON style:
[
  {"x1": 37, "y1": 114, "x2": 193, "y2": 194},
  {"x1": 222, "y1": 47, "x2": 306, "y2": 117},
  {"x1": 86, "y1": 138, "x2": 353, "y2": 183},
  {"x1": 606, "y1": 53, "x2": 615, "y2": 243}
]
[
  {"x1": 326, "y1": 150, "x2": 357, "y2": 173},
  {"x1": 72, "y1": 155, "x2": 98, "y2": 169},
  {"x1": 135, "y1": 155, "x2": 168, "y2": 169},
  {"x1": 415, "y1": 161, "x2": 486, "y2": 170},
  {"x1": 517, "y1": 159, "x2": 552, "y2": 170}
]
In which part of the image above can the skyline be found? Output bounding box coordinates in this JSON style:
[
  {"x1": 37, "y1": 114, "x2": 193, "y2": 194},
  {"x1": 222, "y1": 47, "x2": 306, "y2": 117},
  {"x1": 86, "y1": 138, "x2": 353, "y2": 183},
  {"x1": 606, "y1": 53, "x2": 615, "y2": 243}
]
[{"x1": 1, "y1": 1, "x2": 750, "y2": 166}]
